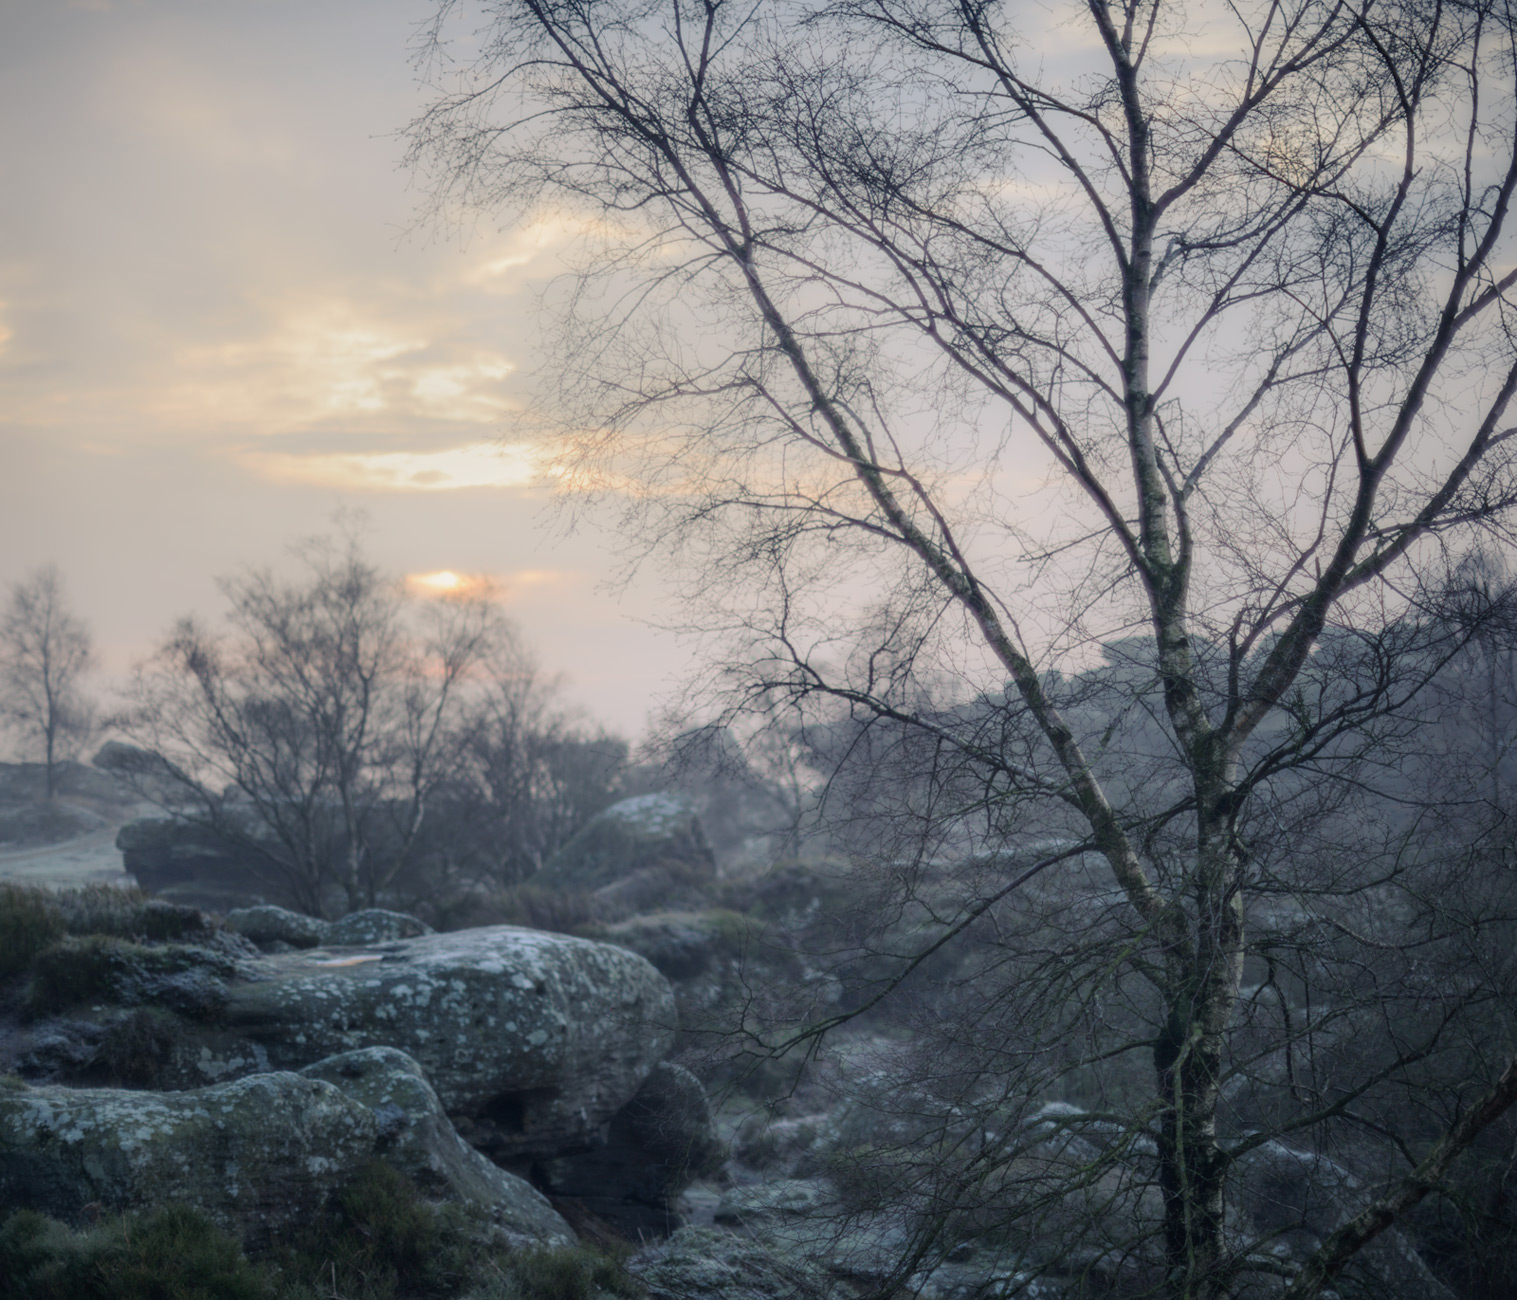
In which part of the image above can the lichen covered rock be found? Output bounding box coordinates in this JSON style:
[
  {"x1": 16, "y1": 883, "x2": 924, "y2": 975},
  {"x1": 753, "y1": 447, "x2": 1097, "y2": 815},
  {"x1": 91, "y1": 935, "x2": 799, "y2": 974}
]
[
  {"x1": 223, "y1": 904, "x2": 326, "y2": 949},
  {"x1": 297, "y1": 1047, "x2": 572, "y2": 1245},
  {"x1": 186, "y1": 925, "x2": 676, "y2": 1159},
  {"x1": 322, "y1": 908, "x2": 432, "y2": 945},
  {"x1": 223, "y1": 904, "x2": 432, "y2": 951},
  {"x1": 0, "y1": 1048, "x2": 571, "y2": 1249}
]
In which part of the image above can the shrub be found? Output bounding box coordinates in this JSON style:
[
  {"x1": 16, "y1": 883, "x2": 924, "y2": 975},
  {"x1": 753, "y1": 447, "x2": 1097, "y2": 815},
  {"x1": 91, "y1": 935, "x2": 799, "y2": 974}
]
[
  {"x1": 0, "y1": 1204, "x2": 272, "y2": 1300},
  {"x1": 27, "y1": 936, "x2": 132, "y2": 1015},
  {"x1": 276, "y1": 1159, "x2": 469, "y2": 1300},
  {"x1": 472, "y1": 885, "x2": 602, "y2": 936},
  {"x1": 0, "y1": 885, "x2": 206, "y2": 991},
  {"x1": 51, "y1": 884, "x2": 206, "y2": 942},
  {"x1": 0, "y1": 884, "x2": 64, "y2": 980},
  {"x1": 99, "y1": 1007, "x2": 186, "y2": 1086}
]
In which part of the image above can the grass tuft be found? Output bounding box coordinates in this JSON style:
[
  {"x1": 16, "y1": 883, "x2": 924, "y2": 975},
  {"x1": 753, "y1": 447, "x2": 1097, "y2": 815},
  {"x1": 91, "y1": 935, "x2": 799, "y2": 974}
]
[
  {"x1": 51, "y1": 884, "x2": 206, "y2": 942},
  {"x1": 0, "y1": 1203, "x2": 272, "y2": 1300},
  {"x1": 484, "y1": 1243, "x2": 644, "y2": 1300},
  {"x1": 277, "y1": 1158, "x2": 462, "y2": 1300},
  {"x1": 0, "y1": 884, "x2": 65, "y2": 980},
  {"x1": 27, "y1": 936, "x2": 133, "y2": 1015}
]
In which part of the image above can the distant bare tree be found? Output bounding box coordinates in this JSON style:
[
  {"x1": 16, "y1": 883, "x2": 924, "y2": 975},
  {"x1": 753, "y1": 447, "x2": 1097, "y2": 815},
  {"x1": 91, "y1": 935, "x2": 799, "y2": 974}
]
[
  {"x1": 0, "y1": 566, "x2": 95, "y2": 799},
  {"x1": 453, "y1": 654, "x2": 629, "y2": 886},
  {"x1": 123, "y1": 534, "x2": 503, "y2": 915}
]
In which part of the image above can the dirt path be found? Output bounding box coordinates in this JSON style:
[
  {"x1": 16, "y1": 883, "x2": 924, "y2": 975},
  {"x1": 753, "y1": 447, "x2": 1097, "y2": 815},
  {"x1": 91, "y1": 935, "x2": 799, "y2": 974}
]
[{"x1": 0, "y1": 824, "x2": 136, "y2": 888}]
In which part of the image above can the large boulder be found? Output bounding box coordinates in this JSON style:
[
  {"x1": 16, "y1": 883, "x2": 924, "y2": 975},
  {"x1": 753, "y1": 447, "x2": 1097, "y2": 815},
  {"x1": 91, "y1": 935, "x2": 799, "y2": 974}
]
[
  {"x1": 222, "y1": 903, "x2": 326, "y2": 949},
  {"x1": 175, "y1": 925, "x2": 677, "y2": 1161},
  {"x1": 114, "y1": 815, "x2": 273, "y2": 911},
  {"x1": 538, "y1": 793, "x2": 717, "y2": 910},
  {"x1": 0, "y1": 1047, "x2": 572, "y2": 1249},
  {"x1": 296, "y1": 1047, "x2": 571, "y2": 1243},
  {"x1": 322, "y1": 907, "x2": 432, "y2": 945},
  {"x1": 540, "y1": 1060, "x2": 724, "y2": 1235}
]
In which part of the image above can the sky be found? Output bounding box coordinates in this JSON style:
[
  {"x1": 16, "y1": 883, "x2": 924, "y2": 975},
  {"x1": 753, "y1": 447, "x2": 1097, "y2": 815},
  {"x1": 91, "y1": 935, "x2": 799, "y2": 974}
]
[{"x1": 0, "y1": 0, "x2": 690, "y2": 742}]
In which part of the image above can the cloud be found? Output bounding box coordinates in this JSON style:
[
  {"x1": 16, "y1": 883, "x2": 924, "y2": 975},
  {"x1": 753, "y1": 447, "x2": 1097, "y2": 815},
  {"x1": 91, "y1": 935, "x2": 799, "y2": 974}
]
[
  {"x1": 461, "y1": 212, "x2": 622, "y2": 292},
  {"x1": 242, "y1": 441, "x2": 541, "y2": 491},
  {"x1": 156, "y1": 298, "x2": 518, "y2": 435}
]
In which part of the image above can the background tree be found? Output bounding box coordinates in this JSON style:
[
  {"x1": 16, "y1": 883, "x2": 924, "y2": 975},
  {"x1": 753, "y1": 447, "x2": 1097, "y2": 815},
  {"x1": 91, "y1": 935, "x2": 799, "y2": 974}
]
[
  {"x1": 123, "y1": 533, "x2": 629, "y2": 918},
  {"x1": 410, "y1": 0, "x2": 1517, "y2": 1295},
  {"x1": 418, "y1": 648, "x2": 630, "y2": 897},
  {"x1": 124, "y1": 534, "x2": 504, "y2": 915},
  {"x1": 0, "y1": 565, "x2": 95, "y2": 800}
]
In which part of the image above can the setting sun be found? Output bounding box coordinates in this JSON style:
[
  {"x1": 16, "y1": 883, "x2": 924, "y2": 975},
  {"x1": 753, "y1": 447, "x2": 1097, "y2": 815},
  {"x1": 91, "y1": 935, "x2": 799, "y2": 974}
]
[{"x1": 405, "y1": 570, "x2": 496, "y2": 599}]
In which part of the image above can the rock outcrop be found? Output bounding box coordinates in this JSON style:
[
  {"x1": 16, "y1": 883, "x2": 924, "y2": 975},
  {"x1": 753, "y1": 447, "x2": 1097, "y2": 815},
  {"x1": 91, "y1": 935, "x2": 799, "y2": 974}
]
[
  {"x1": 0, "y1": 1047, "x2": 572, "y2": 1250},
  {"x1": 115, "y1": 815, "x2": 272, "y2": 911},
  {"x1": 223, "y1": 904, "x2": 432, "y2": 950},
  {"x1": 156, "y1": 925, "x2": 676, "y2": 1163},
  {"x1": 221, "y1": 903, "x2": 326, "y2": 949},
  {"x1": 541, "y1": 1060, "x2": 725, "y2": 1235},
  {"x1": 538, "y1": 793, "x2": 717, "y2": 911}
]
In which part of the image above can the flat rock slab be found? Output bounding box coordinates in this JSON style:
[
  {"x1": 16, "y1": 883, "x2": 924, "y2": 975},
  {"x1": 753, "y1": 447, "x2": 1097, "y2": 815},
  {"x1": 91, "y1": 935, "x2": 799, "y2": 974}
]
[
  {"x1": 191, "y1": 925, "x2": 675, "y2": 1158},
  {"x1": 0, "y1": 1047, "x2": 571, "y2": 1249},
  {"x1": 224, "y1": 905, "x2": 433, "y2": 950}
]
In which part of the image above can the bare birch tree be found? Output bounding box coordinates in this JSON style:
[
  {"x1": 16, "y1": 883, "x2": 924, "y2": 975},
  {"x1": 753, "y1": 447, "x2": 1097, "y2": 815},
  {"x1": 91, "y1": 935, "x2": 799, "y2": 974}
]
[
  {"x1": 409, "y1": 0, "x2": 1517, "y2": 1293},
  {"x1": 0, "y1": 566, "x2": 95, "y2": 800}
]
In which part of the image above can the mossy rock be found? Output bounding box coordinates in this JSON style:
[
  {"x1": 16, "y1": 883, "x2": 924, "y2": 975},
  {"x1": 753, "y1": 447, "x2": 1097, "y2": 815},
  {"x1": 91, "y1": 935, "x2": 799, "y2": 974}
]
[{"x1": 537, "y1": 794, "x2": 716, "y2": 901}]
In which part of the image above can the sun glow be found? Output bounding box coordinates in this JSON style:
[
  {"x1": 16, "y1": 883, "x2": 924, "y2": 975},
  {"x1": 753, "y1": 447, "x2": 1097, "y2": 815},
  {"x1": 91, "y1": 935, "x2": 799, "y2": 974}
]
[{"x1": 406, "y1": 570, "x2": 497, "y2": 599}]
